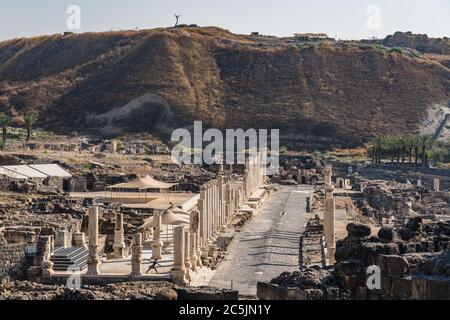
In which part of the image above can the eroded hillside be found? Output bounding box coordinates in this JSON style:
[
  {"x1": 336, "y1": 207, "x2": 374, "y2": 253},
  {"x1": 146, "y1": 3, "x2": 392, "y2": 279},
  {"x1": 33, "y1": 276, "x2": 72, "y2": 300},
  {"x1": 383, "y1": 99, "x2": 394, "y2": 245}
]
[{"x1": 0, "y1": 27, "x2": 448, "y2": 148}]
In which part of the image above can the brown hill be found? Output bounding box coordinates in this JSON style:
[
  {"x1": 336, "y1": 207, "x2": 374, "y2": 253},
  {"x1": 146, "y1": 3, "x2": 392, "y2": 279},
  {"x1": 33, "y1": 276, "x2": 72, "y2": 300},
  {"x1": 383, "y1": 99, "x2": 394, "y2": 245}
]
[{"x1": 0, "y1": 27, "x2": 448, "y2": 148}]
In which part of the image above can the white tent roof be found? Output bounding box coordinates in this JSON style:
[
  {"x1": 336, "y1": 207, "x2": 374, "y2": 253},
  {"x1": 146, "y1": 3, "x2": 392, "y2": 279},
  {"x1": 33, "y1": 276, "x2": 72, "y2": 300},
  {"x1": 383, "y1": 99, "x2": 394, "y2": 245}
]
[
  {"x1": 0, "y1": 167, "x2": 29, "y2": 180},
  {"x1": 0, "y1": 164, "x2": 72, "y2": 179},
  {"x1": 29, "y1": 164, "x2": 72, "y2": 178},
  {"x1": 139, "y1": 204, "x2": 190, "y2": 229},
  {"x1": 0, "y1": 165, "x2": 47, "y2": 179},
  {"x1": 106, "y1": 175, "x2": 176, "y2": 190}
]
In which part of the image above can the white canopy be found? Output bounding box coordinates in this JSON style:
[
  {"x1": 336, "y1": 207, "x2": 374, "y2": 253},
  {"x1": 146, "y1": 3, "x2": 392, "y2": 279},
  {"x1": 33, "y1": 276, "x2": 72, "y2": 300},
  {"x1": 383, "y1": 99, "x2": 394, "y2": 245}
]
[
  {"x1": 106, "y1": 175, "x2": 176, "y2": 190},
  {"x1": 139, "y1": 204, "x2": 190, "y2": 229},
  {"x1": 0, "y1": 164, "x2": 71, "y2": 179}
]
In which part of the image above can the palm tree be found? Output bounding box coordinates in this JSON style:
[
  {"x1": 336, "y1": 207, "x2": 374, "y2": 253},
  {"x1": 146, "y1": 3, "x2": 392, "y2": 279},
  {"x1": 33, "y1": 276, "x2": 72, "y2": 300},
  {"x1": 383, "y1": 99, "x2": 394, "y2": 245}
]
[
  {"x1": 416, "y1": 134, "x2": 434, "y2": 167},
  {"x1": 381, "y1": 135, "x2": 397, "y2": 164},
  {"x1": 369, "y1": 135, "x2": 384, "y2": 165},
  {"x1": 404, "y1": 134, "x2": 417, "y2": 165},
  {"x1": 0, "y1": 112, "x2": 11, "y2": 147},
  {"x1": 22, "y1": 113, "x2": 37, "y2": 142}
]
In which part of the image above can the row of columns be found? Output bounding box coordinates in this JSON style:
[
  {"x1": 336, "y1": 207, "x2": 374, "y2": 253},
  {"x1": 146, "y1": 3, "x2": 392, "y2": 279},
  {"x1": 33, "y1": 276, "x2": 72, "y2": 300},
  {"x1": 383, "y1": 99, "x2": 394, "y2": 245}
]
[
  {"x1": 243, "y1": 152, "x2": 266, "y2": 199},
  {"x1": 171, "y1": 153, "x2": 268, "y2": 284},
  {"x1": 196, "y1": 177, "x2": 231, "y2": 249},
  {"x1": 86, "y1": 206, "x2": 143, "y2": 276},
  {"x1": 323, "y1": 165, "x2": 336, "y2": 264}
]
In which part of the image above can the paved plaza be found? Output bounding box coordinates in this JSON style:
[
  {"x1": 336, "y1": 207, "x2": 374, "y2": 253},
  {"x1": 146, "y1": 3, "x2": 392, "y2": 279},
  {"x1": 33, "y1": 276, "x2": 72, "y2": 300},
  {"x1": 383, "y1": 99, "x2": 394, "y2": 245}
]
[{"x1": 208, "y1": 185, "x2": 312, "y2": 296}]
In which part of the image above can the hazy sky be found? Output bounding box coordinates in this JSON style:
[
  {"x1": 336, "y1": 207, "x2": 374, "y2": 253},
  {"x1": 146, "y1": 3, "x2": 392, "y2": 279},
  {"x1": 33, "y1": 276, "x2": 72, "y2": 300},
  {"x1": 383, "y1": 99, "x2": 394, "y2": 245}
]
[{"x1": 0, "y1": 0, "x2": 449, "y2": 41}]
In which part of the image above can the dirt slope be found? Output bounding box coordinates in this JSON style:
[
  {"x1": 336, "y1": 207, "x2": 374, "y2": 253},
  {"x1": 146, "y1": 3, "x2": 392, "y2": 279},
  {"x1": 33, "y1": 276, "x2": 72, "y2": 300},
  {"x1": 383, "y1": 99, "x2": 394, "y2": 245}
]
[{"x1": 0, "y1": 27, "x2": 448, "y2": 147}]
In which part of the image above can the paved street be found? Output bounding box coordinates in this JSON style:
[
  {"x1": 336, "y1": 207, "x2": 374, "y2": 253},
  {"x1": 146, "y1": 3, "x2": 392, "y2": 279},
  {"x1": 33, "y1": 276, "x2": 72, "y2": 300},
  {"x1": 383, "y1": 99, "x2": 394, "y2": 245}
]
[{"x1": 208, "y1": 185, "x2": 312, "y2": 296}]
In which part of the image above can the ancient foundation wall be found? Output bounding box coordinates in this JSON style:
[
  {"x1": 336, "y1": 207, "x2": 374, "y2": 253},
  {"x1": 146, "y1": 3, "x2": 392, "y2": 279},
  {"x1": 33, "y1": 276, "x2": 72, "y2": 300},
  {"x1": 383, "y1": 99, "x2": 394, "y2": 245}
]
[{"x1": 0, "y1": 243, "x2": 27, "y2": 278}]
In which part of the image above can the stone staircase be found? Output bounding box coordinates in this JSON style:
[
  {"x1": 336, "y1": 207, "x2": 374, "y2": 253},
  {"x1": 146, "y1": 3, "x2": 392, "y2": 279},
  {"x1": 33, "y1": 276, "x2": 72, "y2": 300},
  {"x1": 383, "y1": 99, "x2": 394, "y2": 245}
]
[{"x1": 51, "y1": 246, "x2": 89, "y2": 271}]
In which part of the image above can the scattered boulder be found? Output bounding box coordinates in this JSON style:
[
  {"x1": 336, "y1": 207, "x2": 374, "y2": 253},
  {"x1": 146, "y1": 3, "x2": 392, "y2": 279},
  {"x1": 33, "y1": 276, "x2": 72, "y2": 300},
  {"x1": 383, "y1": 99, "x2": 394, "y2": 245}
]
[
  {"x1": 406, "y1": 217, "x2": 423, "y2": 233},
  {"x1": 378, "y1": 227, "x2": 399, "y2": 242},
  {"x1": 398, "y1": 227, "x2": 419, "y2": 241},
  {"x1": 154, "y1": 288, "x2": 178, "y2": 300},
  {"x1": 346, "y1": 223, "x2": 371, "y2": 238},
  {"x1": 413, "y1": 250, "x2": 450, "y2": 276},
  {"x1": 270, "y1": 268, "x2": 333, "y2": 289}
]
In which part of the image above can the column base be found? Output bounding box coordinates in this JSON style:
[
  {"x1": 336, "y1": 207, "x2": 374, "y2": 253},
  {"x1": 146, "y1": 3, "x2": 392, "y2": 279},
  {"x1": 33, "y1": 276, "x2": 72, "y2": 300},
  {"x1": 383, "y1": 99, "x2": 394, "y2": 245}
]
[
  {"x1": 87, "y1": 263, "x2": 100, "y2": 275},
  {"x1": 151, "y1": 240, "x2": 163, "y2": 260},
  {"x1": 113, "y1": 244, "x2": 126, "y2": 259},
  {"x1": 171, "y1": 269, "x2": 188, "y2": 285}
]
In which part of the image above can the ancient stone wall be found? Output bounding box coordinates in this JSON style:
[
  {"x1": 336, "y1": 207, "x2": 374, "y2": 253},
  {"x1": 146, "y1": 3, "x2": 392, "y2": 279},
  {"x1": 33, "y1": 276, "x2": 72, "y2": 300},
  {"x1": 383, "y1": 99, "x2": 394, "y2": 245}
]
[{"x1": 0, "y1": 243, "x2": 27, "y2": 278}]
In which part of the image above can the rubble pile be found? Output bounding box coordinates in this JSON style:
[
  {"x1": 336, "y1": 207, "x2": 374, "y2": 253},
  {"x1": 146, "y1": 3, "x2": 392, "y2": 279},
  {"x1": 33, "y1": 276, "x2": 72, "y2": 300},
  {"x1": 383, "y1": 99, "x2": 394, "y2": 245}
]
[
  {"x1": 262, "y1": 219, "x2": 450, "y2": 300},
  {"x1": 0, "y1": 279, "x2": 176, "y2": 300},
  {"x1": 0, "y1": 200, "x2": 78, "y2": 234},
  {"x1": 353, "y1": 179, "x2": 450, "y2": 224}
]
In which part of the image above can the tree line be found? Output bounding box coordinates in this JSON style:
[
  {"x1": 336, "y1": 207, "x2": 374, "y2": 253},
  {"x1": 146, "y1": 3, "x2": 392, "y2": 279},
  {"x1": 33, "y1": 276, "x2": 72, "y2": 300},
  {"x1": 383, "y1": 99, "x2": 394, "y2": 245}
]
[
  {"x1": 0, "y1": 112, "x2": 37, "y2": 149},
  {"x1": 369, "y1": 133, "x2": 449, "y2": 167}
]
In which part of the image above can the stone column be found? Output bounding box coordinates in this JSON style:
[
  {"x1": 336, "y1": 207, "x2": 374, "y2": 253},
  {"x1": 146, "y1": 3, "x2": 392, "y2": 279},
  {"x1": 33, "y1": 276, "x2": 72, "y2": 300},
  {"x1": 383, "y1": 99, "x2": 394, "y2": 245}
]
[
  {"x1": 211, "y1": 181, "x2": 217, "y2": 239},
  {"x1": 55, "y1": 230, "x2": 70, "y2": 248},
  {"x1": 324, "y1": 165, "x2": 332, "y2": 186},
  {"x1": 151, "y1": 212, "x2": 163, "y2": 260},
  {"x1": 38, "y1": 236, "x2": 54, "y2": 276},
  {"x1": 215, "y1": 181, "x2": 220, "y2": 234},
  {"x1": 211, "y1": 182, "x2": 216, "y2": 237},
  {"x1": 171, "y1": 226, "x2": 187, "y2": 285},
  {"x1": 324, "y1": 187, "x2": 336, "y2": 264},
  {"x1": 87, "y1": 206, "x2": 100, "y2": 275},
  {"x1": 73, "y1": 232, "x2": 87, "y2": 249},
  {"x1": 234, "y1": 190, "x2": 240, "y2": 214},
  {"x1": 224, "y1": 184, "x2": 231, "y2": 220},
  {"x1": 243, "y1": 170, "x2": 249, "y2": 199},
  {"x1": 434, "y1": 178, "x2": 440, "y2": 192},
  {"x1": 190, "y1": 209, "x2": 201, "y2": 264},
  {"x1": 225, "y1": 203, "x2": 230, "y2": 222},
  {"x1": 113, "y1": 213, "x2": 126, "y2": 259},
  {"x1": 218, "y1": 176, "x2": 225, "y2": 227},
  {"x1": 417, "y1": 178, "x2": 422, "y2": 187},
  {"x1": 206, "y1": 183, "x2": 212, "y2": 242},
  {"x1": 184, "y1": 229, "x2": 191, "y2": 275},
  {"x1": 131, "y1": 233, "x2": 143, "y2": 276},
  {"x1": 190, "y1": 233, "x2": 199, "y2": 271},
  {"x1": 198, "y1": 198, "x2": 206, "y2": 248}
]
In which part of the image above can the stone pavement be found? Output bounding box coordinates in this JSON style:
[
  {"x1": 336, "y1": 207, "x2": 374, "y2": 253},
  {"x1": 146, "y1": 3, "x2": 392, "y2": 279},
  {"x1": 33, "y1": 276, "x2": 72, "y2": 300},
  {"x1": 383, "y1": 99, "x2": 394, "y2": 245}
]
[{"x1": 208, "y1": 185, "x2": 312, "y2": 296}]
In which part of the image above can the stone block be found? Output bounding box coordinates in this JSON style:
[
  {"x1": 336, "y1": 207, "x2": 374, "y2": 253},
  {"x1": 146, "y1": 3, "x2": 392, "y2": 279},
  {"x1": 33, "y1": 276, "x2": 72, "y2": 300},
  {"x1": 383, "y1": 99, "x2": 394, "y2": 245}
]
[
  {"x1": 285, "y1": 287, "x2": 299, "y2": 300},
  {"x1": 256, "y1": 282, "x2": 275, "y2": 300},
  {"x1": 426, "y1": 278, "x2": 448, "y2": 300},
  {"x1": 375, "y1": 254, "x2": 386, "y2": 271},
  {"x1": 391, "y1": 277, "x2": 412, "y2": 300},
  {"x1": 384, "y1": 255, "x2": 409, "y2": 277},
  {"x1": 381, "y1": 274, "x2": 392, "y2": 292},
  {"x1": 294, "y1": 289, "x2": 308, "y2": 300},
  {"x1": 359, "y1": 242, "x2": 385, "y2": 266},
  {"x1": 384, "y1": 243, "x2": 400, "y2": 255},
  {"x1": 354, "y1": 287, "x2": 368, "y2": 300},
  {"x1": 411, "y1": 276, "x2": 428, "y2": 300}
]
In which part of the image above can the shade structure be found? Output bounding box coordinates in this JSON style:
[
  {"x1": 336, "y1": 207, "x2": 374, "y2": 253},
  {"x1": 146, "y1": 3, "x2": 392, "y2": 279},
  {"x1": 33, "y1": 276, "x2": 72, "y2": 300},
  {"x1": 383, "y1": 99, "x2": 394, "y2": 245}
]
[
  {"x1": 139, "y1": 203, "x2": 190, "y2": 230},
  {"x1": 106, "y1": 175, "x2": 176, "y2": 191}
]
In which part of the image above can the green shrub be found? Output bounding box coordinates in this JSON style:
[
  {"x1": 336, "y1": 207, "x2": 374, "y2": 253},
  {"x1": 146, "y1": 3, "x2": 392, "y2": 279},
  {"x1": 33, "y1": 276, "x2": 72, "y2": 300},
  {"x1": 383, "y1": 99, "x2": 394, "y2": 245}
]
[{"x1": 390, "y1": 47, "x2": 403, "y2": 54}]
